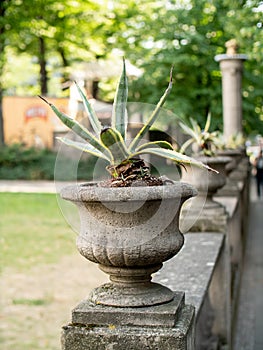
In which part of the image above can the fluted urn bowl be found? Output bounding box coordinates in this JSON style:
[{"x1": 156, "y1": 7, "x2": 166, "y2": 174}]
[
  {"x1": 217, "y1": 149, "x2": 242, "y2": 175},
  {"x1": 181, "y1": 156, "x2": 231, "y2": 209},
  {"x1": 61, "y1": 181, "x2": 196, "y2": 307}
]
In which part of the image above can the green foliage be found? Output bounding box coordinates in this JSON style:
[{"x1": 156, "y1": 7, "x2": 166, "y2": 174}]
[
  {"x1": 1, "y1": 0, "x2": 262, "y2": 135},
  {"x1": 0, "y1": 143, "x2": 97, "y2": 180},
  {"x1": 109, "y1": 0, "x2": 263, "y2": 135},
  {"x1": 1, "y1": 0, "x2": 124, "y2": 94},
  {"x1": 0, "y1": 144, "x2": 49, "y2": 179},
  {"x1": 2, "y1": 48, "x2": 66, "y2": 97}
]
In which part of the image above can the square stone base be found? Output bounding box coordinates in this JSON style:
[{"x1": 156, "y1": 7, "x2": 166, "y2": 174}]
[
  {"x1": 61, "y1": 293, "x2": 195, "y2": 350},
  {"x1": 72, "y1": 291, "x2": 185, "y2": 327}
]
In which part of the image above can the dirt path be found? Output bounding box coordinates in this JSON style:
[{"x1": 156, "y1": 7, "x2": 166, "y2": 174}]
[{"x1": 1, "y1": 253, "x2": 107, "y2": 350}]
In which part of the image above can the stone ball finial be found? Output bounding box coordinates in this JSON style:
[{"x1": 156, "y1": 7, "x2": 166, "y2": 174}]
[{"x1": 225, "y1": 39, "x2": 238, "y2": 55}]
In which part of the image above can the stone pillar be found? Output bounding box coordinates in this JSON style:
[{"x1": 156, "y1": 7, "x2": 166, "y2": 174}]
[{"x1": 215, "y1": 39, "x2": 247, "y2": 140}]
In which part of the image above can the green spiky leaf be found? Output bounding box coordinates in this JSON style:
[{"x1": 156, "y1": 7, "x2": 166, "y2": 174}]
[
  {"x1": 74, "y1": 81, "x2": 102, "y2": 135},
  {"x1": 129, "y1": 67, "x2": 173, "y2": 152},
  {"x1": 204, "y1": 112, "x2": 211, "y2": 133},
  {"x1": 189, "y1": 118, "x2": 201, "y2": 135},
  {"x1": 57, "y1": 137, "x2": 111, "y2": 161},
  {"x1": 135, "y1": 140, "x2": 174, "y2": 152},
  {"x1": 38, "y1": 96, "x2": 110, "y2": 157},
  {"x1": 112, "y1": 58, "x2": 128, "y2": 140},
  {"x1": 131, "y1": 147, "x2": 218, "y2": 173},
  {"x1": 180, "y1": 138, "x2": 195, "y2": 154},
  {"x1": 179, "y1": 121, "x2": 198, "y2": 141},
  {"x1": 100, "y1": 127, "x2": 130, "y2": 163}
]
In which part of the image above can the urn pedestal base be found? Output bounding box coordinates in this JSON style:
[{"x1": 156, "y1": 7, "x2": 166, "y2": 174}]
[
  {"x1": 89, "y1": 263, "x2": 175, "y2": 307},
  {"x1": 61, "y1": 292, "x2": 195, "y2": 350},
  {"x1": 72, "y1": 292, "x2": 185, "y2": 327},
  {"x1": 90, "y1": 281, "x2": 175, "y2": 308}
]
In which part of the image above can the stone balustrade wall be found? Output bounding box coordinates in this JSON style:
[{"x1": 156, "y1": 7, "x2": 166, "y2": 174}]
[{"x1": 61, "y1": 153, "x2": 250, "y2": 350}]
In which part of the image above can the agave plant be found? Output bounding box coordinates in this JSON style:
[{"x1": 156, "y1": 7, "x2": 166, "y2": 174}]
[
  {"x1": 40, "y1": 59, "x2": 216, "y2": 187},
  {"x1": 215, "y1": 131, "x2": 245, "y2": 151},
  {"x1": 179, "y1": 113, "x2": 220, "y2": 157}
]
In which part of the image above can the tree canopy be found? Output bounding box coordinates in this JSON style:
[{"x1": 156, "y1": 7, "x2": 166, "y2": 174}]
[
  {"x1": 1, "y1": 0, "x2": 263, "y2": 141},
  {"x1": 106, "y1": 0, "x2": 263, "y2": 135}
]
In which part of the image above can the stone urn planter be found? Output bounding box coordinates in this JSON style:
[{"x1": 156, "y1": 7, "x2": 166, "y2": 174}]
[
  {"x1": 216, "y1": 149, "x2": 244, "y2": 196},
  {"x1": 217, "y1": 149, "x2": 242, "y2": 175},
  {"x1": 181, "y1": 156, "x2": 231, "y2": 209},
  {"x1": 61, "y1": 181, "x2": 196, "y2": 307}
]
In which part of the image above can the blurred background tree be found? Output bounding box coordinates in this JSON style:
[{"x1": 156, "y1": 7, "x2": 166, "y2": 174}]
[
  {"x1": 0, "y1": 0, "x2": 262, "y2": 146},
  {"x1": 106, "y1": 0, "x2": 263, "y2": 135}
]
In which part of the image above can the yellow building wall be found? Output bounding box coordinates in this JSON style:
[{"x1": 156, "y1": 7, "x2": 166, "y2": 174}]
[{"x1": 3, "y1": 96, "x2": 69, "y2": 148}]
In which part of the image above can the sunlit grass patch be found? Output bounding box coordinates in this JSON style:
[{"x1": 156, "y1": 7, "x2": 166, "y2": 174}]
[{"x1": 0, "y1": 193, "x2": 76, "y2": 272}]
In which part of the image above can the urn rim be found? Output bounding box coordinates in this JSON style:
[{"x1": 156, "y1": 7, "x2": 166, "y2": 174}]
[{"x1": 60, "y1": 181, "x2": 197, "y2": 203}]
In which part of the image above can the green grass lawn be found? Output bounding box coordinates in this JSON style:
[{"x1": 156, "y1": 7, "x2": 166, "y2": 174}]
[{"x1": 0, "y1": 192, "x2": 76, "y2": 272}]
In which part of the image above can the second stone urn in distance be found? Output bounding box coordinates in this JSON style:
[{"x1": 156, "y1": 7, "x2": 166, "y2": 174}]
[
  {"x1": 61, "y1": 181, "x2": 197, "y2": 308},
  {"x1": 181, "y1": 156, "x2": 231, "y2": 209}
]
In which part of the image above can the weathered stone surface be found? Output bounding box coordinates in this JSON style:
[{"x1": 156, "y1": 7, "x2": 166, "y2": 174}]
[
  {"x1": 61, "y1": 304, "x2": 195, "y2": 350},
  {"x1": 181, "y1": 156, "x2": 231, "y2": 210},
  {"x1": 216, "y1": 196, "x2": 243, "y2": 264},
  {"x1": 60, "y1": 182, "x2": 197, "y2": 307},
  {"x1": 180, "y1": 204, "x2": 228, "y2": 233},
  {"x1": 154, "y1": 233, "x2": 225, "y2": 314},
  {"x1": 216, "y1": 178, "x2": 243, "y2": 197},
  {"x1": 216, "y1": 150, "x2": 242, "y2": 174},
  {"x1": 72, "y1": 292, "x2": 185, "y2": 327},
  {"x1": 214, "y1": 196, "x2": 238, "y2": 218},
  {"x1": 214, "y1": 53, "x2": 247, "y2": 139},
  {"x1": 229, "y1": 169, "x2": 247, "y2": 181},
  {"x1": 154, "y1": 233, "x2": 230, "y2": 348},
  {"x1": 61, "y1": 234, "x2": 226, "y2": 350},
  {"x1": 89, "y1": 280, "x2": 175, "y2": 308}
]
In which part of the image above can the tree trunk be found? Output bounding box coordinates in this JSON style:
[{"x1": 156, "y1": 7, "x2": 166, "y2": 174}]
[
  {"x1": 58, "y1": 47, "x2": 69, "y2": 68},
  {"x1": 0, "y1": 90, "x2": 4, "y2": 146},
  {"x1": 58, "y1": 47, "x2": 70, "y2": 83},
  {"x1": 0, "y1": 1, "x2": 9, "y2": 145},
  {"x1": 39, "y1": 36, "x2": 48, "y2": 95}
]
